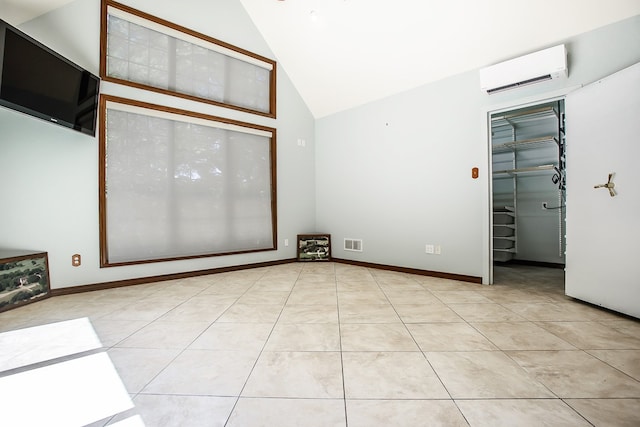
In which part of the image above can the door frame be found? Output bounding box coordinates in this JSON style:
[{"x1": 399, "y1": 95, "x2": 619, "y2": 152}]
[{"x1": 481, "y1": 85, "x2": 581, "y2": 285}]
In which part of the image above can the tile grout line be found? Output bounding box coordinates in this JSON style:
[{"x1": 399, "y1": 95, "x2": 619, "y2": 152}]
[
  {"x1": 222, "y1": 265, "x2": 304, "y2": 426},
  {"x1": 377, "y1": 272, "x2": 462, "y2": 408},
  {"x1": 335, "y1": 265, "x2": 349, "y2": 427},
  {"x1": 126, "y1": 275, "x2": 253, "y2": 405}
]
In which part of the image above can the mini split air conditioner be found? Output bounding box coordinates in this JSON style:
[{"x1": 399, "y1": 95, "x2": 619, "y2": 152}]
[{"x1": 479, "y1": 44, "x2": 567, "y2": 94}]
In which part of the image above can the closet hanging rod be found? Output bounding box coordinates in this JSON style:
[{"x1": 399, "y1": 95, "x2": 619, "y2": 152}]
[
  {"x1": 492, "y1": 135, "x2": 558, "y2": 152},
  {"x1": 493, "y1": 164, "x2": 559, "y2": 175},
  {"x1": 542, "y1": 202, "x2": 565, "y2": 210}
]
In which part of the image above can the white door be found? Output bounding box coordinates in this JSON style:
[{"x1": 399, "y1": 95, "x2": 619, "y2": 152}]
[{"x1": 565, "y1": 62, "x2": 640, "y2": 318}]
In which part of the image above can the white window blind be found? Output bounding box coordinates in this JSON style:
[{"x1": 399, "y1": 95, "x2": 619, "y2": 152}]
[
  {"x1": 101, "y1": 98, "x2": 276, "y2": 265},
  {"x1": 104, "y1": 2, "x2": 274, "y2": 116}
]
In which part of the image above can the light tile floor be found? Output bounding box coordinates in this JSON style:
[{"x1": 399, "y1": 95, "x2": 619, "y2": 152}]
[{"x1": 1, "y1": 262, "x2": 639, "y2": 426}]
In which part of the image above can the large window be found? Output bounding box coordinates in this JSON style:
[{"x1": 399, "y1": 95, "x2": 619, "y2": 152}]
[
  {"x1": 99, "y1": 95, "x2": 277, "y2": 266},
  {"x1": 100, "y1": 0, "x2": 276, "y2": 118}
]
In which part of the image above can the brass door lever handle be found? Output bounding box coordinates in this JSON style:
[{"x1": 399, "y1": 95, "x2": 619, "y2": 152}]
[{"x1": 594, "y1": 173, "x2": 616, "y2": 197}]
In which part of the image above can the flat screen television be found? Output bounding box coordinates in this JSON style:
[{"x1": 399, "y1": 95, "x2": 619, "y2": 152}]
[{"x1": 0, "y1": 18, "x2": 99, "y2": 136}]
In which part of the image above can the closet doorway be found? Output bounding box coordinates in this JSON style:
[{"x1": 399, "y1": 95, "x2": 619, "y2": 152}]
[{"x1": 490, "y1": 99, "x2": 566, "y2": 286}]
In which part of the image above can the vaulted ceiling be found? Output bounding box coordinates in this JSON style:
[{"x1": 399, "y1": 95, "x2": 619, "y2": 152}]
[{"x1": 2, "y1": 0, "x2": 639, "y2": 117}]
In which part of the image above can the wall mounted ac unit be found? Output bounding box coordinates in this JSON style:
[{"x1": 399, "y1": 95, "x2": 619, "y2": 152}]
[{"x1": 480, "y1": 44, "x2": 567, "y2": 94}]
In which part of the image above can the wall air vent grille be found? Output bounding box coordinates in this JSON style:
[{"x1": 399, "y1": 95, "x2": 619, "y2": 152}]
[{"x1": 344, "y1": 238, "x2": 363, "y2": 252}]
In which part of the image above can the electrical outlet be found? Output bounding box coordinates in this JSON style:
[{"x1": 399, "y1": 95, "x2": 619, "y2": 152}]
[
  {"x1": 71, "y1": 254, "x2": 81, "y2": 267},
  {"x1": 435, "y1": 245, "x2": 441, "y2": 255},
  {"x1": 425, "y1": 244, "x2": 435, "y2": 254},
  {"x1": 284, "y1": 238, "x2": 289, "y2": 247}
]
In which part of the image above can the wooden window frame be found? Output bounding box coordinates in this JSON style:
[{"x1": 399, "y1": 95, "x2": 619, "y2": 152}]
[
  {"x1": 99, "y1": 94, "x2": 278, "y2": 267},
  {"x1": 100, "y1": 0, "x2": 277, "y2": 118}
]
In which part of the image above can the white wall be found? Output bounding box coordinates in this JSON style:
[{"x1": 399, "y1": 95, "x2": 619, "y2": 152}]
[
  {"x1": 0, "y1": 0, "x2": 316, "y2": 289},
  {"x1": 316, "y1": 15, "x2": 640, "y2": 281},
  {"x1": 316, "y1": 73, "x2": 486, "y2": 277}
]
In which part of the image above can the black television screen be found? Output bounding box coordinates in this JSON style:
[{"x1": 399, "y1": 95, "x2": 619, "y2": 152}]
[{"x1": 0, "y1": 19, "x2": 99, "y2": 136}]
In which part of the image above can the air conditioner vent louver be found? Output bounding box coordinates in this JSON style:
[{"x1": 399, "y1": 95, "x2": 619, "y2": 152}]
[
  {"x1": 344, "y1": 238, "x2": 363, "y2": 252},
  {"x1": 486, "y1": 74, "x2": 553, "y2": 94},
  {"x1": 480, "y1": 44, "x2": 567, "y2": 94}
]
